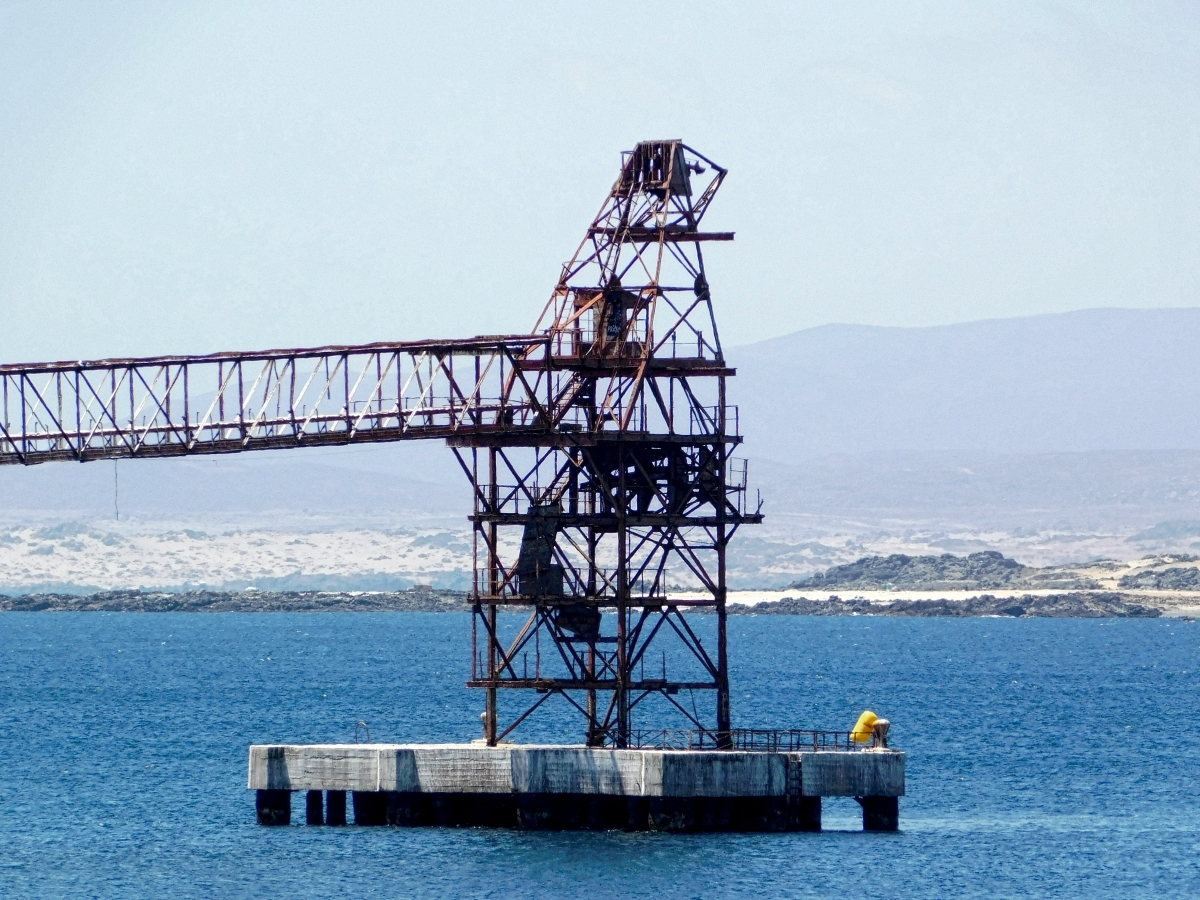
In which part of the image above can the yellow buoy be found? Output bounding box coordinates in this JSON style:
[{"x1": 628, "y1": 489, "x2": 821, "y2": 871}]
[{"x1": 850, "y1": 710, "x2": 879, "y2": 743}]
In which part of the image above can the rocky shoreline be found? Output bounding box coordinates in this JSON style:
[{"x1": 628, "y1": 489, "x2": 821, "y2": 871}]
[
  {"x1": 725, "y1": 591, "x2": 1163, "y2": 618},
  {"x1": 0, "y1": 588, "x2": 473, "y2": 613},
  {"x1": 0, "y1": 587, "x2": 1174, "y2": 618}
]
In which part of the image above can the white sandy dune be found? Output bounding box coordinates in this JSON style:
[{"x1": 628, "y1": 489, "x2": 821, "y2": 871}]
[{"x1": 3, "y1": 519, "x2": 1200, "y2": 620}]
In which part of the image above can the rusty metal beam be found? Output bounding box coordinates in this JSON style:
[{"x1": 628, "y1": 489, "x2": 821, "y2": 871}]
[{"x1": 587, "y1": 228, "x2": 736, "y2": 243}]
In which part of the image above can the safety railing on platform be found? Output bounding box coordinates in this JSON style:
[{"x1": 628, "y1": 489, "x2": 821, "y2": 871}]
[{"x1": 626, "y1": 728, "x2": 868, "y2": 752}]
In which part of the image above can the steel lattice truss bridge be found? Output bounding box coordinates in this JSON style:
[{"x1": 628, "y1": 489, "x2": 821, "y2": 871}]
[{"x1": 1, "y1": 141, "x2": 762, "y2": 748}]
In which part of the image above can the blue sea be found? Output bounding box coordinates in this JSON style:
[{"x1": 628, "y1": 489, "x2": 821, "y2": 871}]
[{"x1": 1, "y1": 612, "x2": 1197, "y2": 898}]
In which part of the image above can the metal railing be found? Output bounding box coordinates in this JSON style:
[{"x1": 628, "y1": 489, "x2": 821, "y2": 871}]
[
  {"x1": 626, "y1": 728, "x2": 874, "y2": 752},
  {"x1": 0, "y1": 336, "x2": 552, "y2": 465}
]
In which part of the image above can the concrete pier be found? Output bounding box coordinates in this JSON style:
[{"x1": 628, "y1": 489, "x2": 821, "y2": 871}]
[{"x1": 249, "y1": 744, "x2": 904, "y2": 832}]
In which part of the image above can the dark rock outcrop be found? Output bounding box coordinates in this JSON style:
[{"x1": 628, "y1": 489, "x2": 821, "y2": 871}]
[
  {"x1": 793, "y1": 550, "x2": 1025, "y2": 589},
  {"x1": 729, "y1": 591, "x2": 1160, "y2": 618},
  {"x1": 790, "y1": 551, "x2": 1100, "y2": 591},
  {"x1": 1118, "y1": 566, "x2": 1200, "y2": 590}
]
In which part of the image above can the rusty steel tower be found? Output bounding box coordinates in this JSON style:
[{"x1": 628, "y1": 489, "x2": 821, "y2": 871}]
[
  {"x1": 453, "y1": 141, "x2": 761, "y2": 747},
  {"x1": 0, "y1": 140, "x2": 760, "y2": 747}
]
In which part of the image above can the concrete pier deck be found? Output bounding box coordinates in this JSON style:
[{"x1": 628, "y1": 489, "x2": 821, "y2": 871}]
[{"x1": 249, "y1": 744, "x2": 905, "y2": 832}]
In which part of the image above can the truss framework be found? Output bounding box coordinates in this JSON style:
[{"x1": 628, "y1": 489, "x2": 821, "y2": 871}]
[
  {"x1": 458, "y1": 141, "x2": 761, "y2": 747},
  {"x1": 0, "y1": 140, "x2": 761, "y2": 747},
  {"x1": 0, "y1": 335, "x2": 551, "y2": 464}
]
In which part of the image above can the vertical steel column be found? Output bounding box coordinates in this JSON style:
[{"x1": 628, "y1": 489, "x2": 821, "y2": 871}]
[
  {"x1": 586, "y1": 465, "x2": 600, "y2": 746},
  {"x1": 716, "y1": 374, "x2": 731, "y2": 743},
  {"x1": 471, "y1": 445, "x2": 480, "y2": 688},
  {"x1": 616, "y1": 443, "x2": 629, "y2": 747},
  {"x1": 485, "y1": 445, "x2": 499, "y2": 746},
  {"x1": 586, "y1": 643, "x2": 598, "y2": 746},
  {"x1": 217, "y1": 362, "x2": 225, "y2": 440}
]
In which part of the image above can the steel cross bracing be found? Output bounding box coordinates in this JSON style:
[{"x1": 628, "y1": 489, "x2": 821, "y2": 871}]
[
  {"x1": 458, "y1": 141, "x2": 761, "y2": 748},
  {"x1": 0, "y1": 140, "x2": 762, "y2": 748},
  {"x1": 0, "y1": 335, "x2": 555, "y2": 463}
]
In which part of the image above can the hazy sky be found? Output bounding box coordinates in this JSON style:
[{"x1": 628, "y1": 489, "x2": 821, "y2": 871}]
[{"x1": 2, "y1": 1, "x2": 1197, "y2": 363}]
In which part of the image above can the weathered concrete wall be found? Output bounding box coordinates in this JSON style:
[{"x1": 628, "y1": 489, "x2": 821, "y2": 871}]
[
  {"x1": 511, "y1": 748, "x2": 646, "y2": 795},
  {"x1": 251, "y1": 745, "x2": 385, "y2": 792},
  {"x1": 248, "y1": 744, "x2": 511, "y2": 793},
  {"x1": 410, "y1": 746, "x2": 513, "y2": 793},
  {"x1": 249, "y1": 744, "x2": 904, "y2": 799},
  {"x1": 798, "y1": 751, "x2": 905, "y2": 797},
  {"x1": 660, "y1": 751, "x2": 787, "y2": 797}
]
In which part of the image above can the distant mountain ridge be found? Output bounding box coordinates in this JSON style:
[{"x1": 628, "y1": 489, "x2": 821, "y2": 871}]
[
  {"x1": 5, "y1": 308, "x2": 1200, "y2": 542},
  {"x1": 731, "y1": 308, "x2": 1200, "y2": 460}
]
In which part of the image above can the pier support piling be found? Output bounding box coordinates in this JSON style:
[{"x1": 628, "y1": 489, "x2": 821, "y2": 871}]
[
  {"x1": 326, "y1": 790, "x2": 347, "y2": 826},
  {"x1": 858, "y1": 796, "x2": 899, "y2": 832},
  {"x1": 255, "y1": 789, "x2": 291, "y2": 826},
  {"x1": 352, "y1": 791, "x2": 388, "y2": 826},
  {"x1": 305, "y1": 790, "x2": 324, "y2": 826},
  {"x1": 788, "y1": 796, "x2": 822, "y2": 832}
]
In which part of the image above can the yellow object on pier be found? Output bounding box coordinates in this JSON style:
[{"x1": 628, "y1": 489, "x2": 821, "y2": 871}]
[{"x1": 850, "y1": 710, "x2": 879, "y2": 743}]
